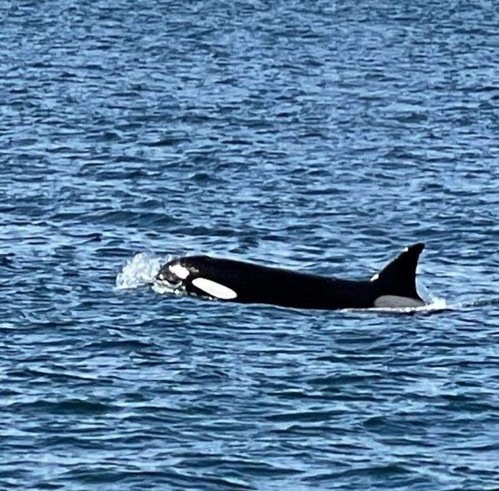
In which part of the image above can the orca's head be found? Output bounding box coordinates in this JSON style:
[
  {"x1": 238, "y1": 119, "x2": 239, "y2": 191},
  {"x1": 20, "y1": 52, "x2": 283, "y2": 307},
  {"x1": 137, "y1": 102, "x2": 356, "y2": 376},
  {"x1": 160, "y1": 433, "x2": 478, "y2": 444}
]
[
  {"x1": 155, "y1": 257, "x2": 238, "y2": 300},
  {"x1": 155, "y1": 260, "x2": 191, "y2": 292}
]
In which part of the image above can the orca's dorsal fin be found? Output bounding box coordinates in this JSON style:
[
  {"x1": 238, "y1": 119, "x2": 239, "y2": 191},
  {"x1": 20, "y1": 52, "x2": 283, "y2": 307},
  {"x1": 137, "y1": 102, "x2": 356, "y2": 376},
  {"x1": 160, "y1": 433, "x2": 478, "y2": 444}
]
[{"x1": 371, "y1": 243, "x2": 425, "y2": 302}]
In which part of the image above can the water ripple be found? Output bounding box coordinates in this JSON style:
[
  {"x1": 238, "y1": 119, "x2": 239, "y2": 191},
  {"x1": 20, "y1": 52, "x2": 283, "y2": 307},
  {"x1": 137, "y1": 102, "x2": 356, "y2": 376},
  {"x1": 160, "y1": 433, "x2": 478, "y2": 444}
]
[{"x1": 1, "y1": 0, "x2": 498, "y2": 490}]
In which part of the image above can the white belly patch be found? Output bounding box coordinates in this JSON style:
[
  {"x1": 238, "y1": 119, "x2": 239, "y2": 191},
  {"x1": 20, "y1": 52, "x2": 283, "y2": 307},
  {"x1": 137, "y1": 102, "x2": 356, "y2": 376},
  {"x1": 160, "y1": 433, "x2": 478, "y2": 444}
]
[{"x1": 191, "y1": 277, "x2": 237, "y2": 300}]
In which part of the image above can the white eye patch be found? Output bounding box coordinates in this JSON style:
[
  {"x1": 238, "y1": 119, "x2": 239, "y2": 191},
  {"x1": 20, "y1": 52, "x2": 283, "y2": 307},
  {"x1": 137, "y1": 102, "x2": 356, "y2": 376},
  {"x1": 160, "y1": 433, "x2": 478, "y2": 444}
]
[
  {"x1": 191, "y1": 278, "x2": 237, "y2": 300},
  {"x1": 169, "y1": 263, "x2": 190, "y2": 279}
]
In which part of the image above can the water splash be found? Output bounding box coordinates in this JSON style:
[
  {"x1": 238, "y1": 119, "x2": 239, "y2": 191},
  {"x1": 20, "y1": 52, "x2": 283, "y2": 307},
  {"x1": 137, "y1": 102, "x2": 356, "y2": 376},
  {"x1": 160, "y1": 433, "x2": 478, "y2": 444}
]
[
  {"x1": 116, "y1": 252, "x2": 164, "y2": 290},
  {"x1": 424, "y1": 296, "x2": 449, "y2": 310},
  {"x1": 151, "y1": 281, "x2": 185, "y2": 296}
]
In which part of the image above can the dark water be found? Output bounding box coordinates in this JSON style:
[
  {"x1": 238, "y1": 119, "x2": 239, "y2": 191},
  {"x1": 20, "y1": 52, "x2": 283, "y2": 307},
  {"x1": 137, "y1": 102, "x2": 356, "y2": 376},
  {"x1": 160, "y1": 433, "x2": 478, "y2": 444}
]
[{"x1": 1, "y1": 1, "x2": 498, "y2": 489}]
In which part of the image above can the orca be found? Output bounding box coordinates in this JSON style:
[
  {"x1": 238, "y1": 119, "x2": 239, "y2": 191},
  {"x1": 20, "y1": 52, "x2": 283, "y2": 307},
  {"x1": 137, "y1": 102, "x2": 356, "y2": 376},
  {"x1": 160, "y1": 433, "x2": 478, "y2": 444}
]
[{"x1": 155, "y1": 243, "x2": 426, "y2": 310}]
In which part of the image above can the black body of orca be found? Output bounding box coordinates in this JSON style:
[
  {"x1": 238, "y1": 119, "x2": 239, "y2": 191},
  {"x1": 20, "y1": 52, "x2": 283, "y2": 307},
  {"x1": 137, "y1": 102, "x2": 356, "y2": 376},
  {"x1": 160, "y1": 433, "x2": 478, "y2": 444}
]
[{"x1": 155, "y1": 243, "x2": 426, "y2": 310}]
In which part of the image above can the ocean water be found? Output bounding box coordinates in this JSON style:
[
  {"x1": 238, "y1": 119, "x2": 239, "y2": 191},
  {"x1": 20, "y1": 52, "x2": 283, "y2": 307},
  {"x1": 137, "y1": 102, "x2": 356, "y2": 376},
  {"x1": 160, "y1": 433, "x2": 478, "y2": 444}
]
[{"x1": 1, "y1": 1, "x2": 498, "y2": 490}]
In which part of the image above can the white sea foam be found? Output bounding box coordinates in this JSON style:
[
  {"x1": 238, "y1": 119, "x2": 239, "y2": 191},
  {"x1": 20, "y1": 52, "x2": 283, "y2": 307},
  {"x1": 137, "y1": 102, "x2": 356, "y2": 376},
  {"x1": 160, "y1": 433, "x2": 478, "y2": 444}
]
[
  {"x1": 425, "y1": 295, "x2": 449, "y2": 311},
  {"x1": 115, "y1": 252, "x2": 163, "y2": 290},
  {"x1": 151, "y1": 282, "x2": 185, "y2": 295}
]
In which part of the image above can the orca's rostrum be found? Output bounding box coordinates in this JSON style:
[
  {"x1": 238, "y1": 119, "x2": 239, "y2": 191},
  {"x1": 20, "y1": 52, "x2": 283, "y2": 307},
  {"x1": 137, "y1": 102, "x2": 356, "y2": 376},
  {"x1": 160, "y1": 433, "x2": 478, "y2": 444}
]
[{"x1": 155, "y1": 243, "x2": 426, "y2": 310}]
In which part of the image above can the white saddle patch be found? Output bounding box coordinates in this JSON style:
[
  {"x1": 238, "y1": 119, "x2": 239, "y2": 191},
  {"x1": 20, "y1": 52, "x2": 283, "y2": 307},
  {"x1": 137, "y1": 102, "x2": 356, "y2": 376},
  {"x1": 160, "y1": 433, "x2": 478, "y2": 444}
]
[
  {"x1": 169, "y1": 263, "x2": 190, "y2": 279},
  {"x1": 191, "y1": 277, "x2": 237, "y2": 300},
  {"x1": 374, "y1": 295, "x2": 425, "y2": 308}
]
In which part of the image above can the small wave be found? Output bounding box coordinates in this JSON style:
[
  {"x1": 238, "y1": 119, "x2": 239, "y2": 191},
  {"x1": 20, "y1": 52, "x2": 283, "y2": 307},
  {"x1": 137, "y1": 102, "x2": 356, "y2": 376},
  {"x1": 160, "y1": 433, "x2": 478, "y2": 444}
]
[
  {"x1": 115, "y1": 252, "x2": 164, "y2": 290},
  {"x1": 452, "y1": 297, "x2": 499, "y2": 310}
]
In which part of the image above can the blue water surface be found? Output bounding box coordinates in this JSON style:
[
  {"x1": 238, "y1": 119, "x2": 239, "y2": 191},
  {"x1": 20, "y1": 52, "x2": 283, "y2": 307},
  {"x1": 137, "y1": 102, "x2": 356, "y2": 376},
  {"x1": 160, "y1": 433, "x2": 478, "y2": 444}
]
[{"x1": 1, "y1": 1, "x2": 498, "y2": 490}]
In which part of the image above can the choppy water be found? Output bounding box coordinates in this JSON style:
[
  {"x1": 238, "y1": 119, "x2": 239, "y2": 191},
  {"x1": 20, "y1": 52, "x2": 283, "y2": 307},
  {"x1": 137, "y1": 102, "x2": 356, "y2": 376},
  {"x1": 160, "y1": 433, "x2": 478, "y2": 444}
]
[{"x1": 1, "y1": 1, "x2": 498, "y2": 490}]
